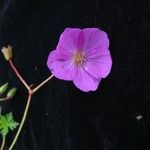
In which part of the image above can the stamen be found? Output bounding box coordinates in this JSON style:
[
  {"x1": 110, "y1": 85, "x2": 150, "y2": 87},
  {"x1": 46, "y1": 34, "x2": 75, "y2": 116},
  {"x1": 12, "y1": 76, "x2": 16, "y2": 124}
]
[{"x1": 72, "y1": 51, "x2": 85, "y2": 66}]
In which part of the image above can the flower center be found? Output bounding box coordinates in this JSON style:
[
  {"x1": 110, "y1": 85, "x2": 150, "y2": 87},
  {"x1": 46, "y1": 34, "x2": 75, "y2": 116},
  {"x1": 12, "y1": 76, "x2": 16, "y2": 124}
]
[{"x1": 72, "y1": 51, "x2": 85, "y2": 66}]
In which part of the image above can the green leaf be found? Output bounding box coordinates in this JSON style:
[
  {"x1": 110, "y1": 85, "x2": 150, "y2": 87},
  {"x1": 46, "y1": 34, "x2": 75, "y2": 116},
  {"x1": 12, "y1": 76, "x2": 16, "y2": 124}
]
[
  {"x1": 8, "y1": 121, "x2": 19, "y2": 130},
  {"x1": 0, "y1": 83, "x2": 8, "y2": 94},
  {"x1": 6, "y1": 112, "x2": 13, "y2": 122},
  {"x1": 1, "y1": 126, "x2": 9, "y2": 137},
  {"x1": 0, "y1": 112, "x2": 19, "y2": 137}
]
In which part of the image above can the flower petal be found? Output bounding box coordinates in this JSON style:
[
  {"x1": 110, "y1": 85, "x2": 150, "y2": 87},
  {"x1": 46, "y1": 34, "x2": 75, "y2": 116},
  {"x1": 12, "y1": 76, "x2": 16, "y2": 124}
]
[
  {"x1": 84, "y1": 54, "x2": 112, "y2": 78},
  {"x1": 72, "y1": 67, "x2": 101, "y2": 92},
  {"x1": 47, "y1": 50, "x2": 74, "y2": 80},
  {"x1": 57, "y1": 28, "x2": 82, "y2": 54},
  {"x1": 77, "y1": 31, "x2": 85, "y2": 50},
  {"x1": 83, "y1": 28, "x2": 109, "y2": 58}
]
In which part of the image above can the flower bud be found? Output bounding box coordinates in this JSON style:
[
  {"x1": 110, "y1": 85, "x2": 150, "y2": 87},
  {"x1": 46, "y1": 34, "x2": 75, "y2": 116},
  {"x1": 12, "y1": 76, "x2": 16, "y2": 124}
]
[
  {"x1": 1, "y1": 45, "x2": 13, "y2": 61},
  {"x1": 0, "y1": 83, "x2": 8, "y2": 94},
  {"x1": 7, "y1": 88, "x2": 17, "y2": 99}
]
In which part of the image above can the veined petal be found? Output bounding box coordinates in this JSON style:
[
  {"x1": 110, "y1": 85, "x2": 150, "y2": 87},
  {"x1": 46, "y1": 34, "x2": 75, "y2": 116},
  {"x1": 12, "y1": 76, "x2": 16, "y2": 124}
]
[
  {"x1": 56, "y1": 45, "x2": 72, "y2": 59},
  {"x1": 77, "y1": 31, "x2": 85, "y2": 50},
  {"x1": 84, "y1": 54, "x2": 112, "y2": 78},
  {"x1": 83, "y1": 28, "x2": 109, "y2": 57},
  {"x1": 47, "y1": 50, "x2": 74, "y2": 80},
  {"x1": 47, "y1": 28, "x2": 112, "y2": 92},
  {"x1": 57, "y1": 28, "x2": 82, "y2": 54},
  {"x1": 72, "y1": 67, "x2": 101, "y2": 92}
]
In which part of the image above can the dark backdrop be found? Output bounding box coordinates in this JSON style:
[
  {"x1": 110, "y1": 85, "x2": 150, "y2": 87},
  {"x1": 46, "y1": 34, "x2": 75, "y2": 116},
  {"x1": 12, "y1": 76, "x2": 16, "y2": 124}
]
[{"x1": 0, "y1": 0, "x2": 150, "y2": 150}]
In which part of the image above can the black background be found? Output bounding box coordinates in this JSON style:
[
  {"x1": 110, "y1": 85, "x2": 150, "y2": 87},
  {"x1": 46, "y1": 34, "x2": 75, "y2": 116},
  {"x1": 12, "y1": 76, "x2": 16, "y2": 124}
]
[{"x1": 0, "y1": 0, "x2": 150, "y2": 149}]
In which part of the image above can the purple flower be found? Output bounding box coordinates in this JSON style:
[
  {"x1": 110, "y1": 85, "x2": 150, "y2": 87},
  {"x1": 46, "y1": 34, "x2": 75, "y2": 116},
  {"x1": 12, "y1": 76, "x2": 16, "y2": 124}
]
[{"x1": 47, "y1": 28, "x2": 112, "y2": 92}]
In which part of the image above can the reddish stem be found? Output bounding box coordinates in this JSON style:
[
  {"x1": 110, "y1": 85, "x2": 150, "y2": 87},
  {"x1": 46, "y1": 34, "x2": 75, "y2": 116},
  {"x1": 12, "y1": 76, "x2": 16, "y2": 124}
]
[
  {"x1": 9, "y1": 60, "x2": 31, "y2": 91},
  {"x1": 7, "y1": 59, "x2": 54, "y2": 150}
]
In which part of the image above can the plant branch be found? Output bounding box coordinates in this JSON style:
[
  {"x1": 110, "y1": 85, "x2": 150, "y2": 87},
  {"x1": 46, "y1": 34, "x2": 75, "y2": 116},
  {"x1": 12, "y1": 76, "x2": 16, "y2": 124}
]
[
  {"x1": 0, "y1": 136, "x2": 6, "y2": 150},
  {"x1": 0, "y1": 97, "x2": 9, "y2": 101},
  {"x1": 9, "y1": 60, "x2": 30, "y2": 91},
  {"x1": 7, "y1": 59, "x2": 54, "y2": 150},
  {"x1": 33, "y1": 74, "x2": 54, "y2": 93},
  {"x1": 8, "y1": 93, "x2": 32, "y2": 150}
]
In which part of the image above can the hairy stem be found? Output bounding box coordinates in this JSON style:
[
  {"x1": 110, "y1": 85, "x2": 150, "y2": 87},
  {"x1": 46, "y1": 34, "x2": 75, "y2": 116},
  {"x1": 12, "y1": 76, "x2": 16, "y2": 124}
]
[{"x1": 0, "y1": 136, "x2": 6, "y2": 150}]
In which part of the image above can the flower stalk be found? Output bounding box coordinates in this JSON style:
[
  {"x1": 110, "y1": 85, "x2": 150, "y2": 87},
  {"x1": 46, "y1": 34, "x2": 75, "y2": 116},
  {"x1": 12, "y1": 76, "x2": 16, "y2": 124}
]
[
  {"x1": 8, "y1": 94, "x2": 32, "y2": 150},
  {"x1": 0, "y1": 136, "x2": 6, "y2": 150},
  {"x1": 0, "y1": 97, "x2": 10, "y2": 101},
  {"x1": 7, "y1": 60, "x2": 53, "y2": 150},
  {"x1": 9, "y1": 60, "x2": 31, "y2": 91}
]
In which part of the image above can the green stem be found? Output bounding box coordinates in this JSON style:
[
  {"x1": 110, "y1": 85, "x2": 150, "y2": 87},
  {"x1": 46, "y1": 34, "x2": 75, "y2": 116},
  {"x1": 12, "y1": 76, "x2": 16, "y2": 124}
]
[
  {"x1": 0, "y1": 136, "x2": 6, "y2": 150},
  {"x1": 8, "y1": 94, "x2": 32, "y2": 150},
  {"x1": 7, "y1": 59, "x2": 54, "y2": 149}
]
